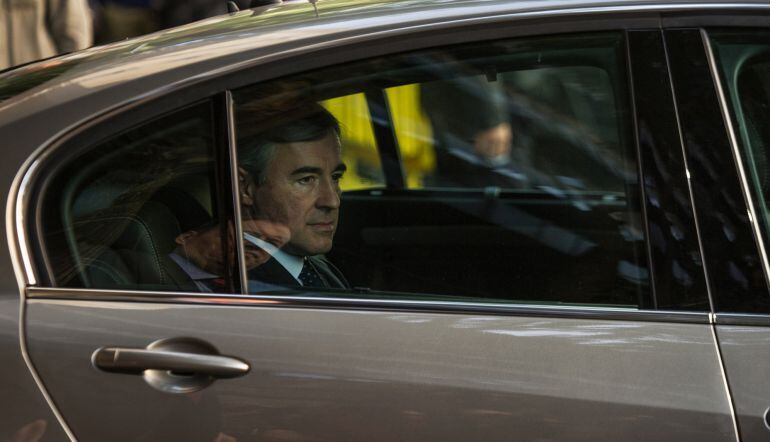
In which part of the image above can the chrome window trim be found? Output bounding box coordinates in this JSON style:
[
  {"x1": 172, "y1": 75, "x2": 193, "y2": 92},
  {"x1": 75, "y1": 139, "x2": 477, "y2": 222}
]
[
  {"x1": 225, "y1": 91, "x2": 248, "y2": 294},
  {"x1": 701, "y1": 29, "x2": 770, "y2": 299},
  {"x1": 9, "y1": 155, "x2": 40, "y2": 287},
  {"x1": 26, "y1": 287, "x2": 710, "y2": 324},
  {"x1": 715, "y1": 313, "x2": 770, "y2": 326},
  {"x1": 709, "y1": 321, "x2": 741, "y2": 441}
]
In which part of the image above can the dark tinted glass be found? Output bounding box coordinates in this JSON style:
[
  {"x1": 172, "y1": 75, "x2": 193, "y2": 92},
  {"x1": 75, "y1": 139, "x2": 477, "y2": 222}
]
[
  {"x1": 38, "y1": 102, "x2": 229, "y2": 292},
  {"x1": 232, "y1": 32, "x2": 651, "y2": 308},
  {"x1": 417, "y1": 66, "x2": 627, "y2": 192},
  {"x1": 710, "y1": 30, "x2": 770, "y2": 312}
]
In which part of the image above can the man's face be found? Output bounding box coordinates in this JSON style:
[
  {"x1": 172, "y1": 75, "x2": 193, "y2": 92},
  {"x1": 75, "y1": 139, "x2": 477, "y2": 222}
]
[
  {"x1": 252, "y1": 132, "x2": 345, "y2": 256},
  {"x1": 175, "y1": 226, "x2": 224, "y2": 275}
]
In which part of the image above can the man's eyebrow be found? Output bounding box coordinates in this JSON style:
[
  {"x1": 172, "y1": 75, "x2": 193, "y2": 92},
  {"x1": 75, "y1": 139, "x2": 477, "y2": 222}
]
[
  {"x1": 289, "y1": 163, "x2": 347, "y2": 176},
  {"x1": 290, "y1": 166, "x2": 323, "y2": 176}
]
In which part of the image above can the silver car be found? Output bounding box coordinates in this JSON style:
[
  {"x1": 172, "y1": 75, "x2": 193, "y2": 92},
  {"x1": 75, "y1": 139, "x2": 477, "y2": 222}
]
[{"x1": 2, "y1": 0, "x2": 770, "y2": 440}]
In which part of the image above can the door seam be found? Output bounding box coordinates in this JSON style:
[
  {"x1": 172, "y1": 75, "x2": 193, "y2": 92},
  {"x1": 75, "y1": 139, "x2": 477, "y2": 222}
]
[
  {"x1": 710, "y1": 314, "x2": 741, "y2": 442},
  {"x1": 661, "y1": 27, "x2": 739, "y2": 440},
  {"x1": 18, "y1": 289, "x2": 78, "y2": 440}
]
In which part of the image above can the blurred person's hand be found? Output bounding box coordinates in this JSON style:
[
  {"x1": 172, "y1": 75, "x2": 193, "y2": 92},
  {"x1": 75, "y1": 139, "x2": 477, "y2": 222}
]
[
  {"x1": 175, "y1": 219, "x2": 290, "y2": 275},
  {"x1": 242, "y1": 219, "x2": 290, "y2": 270},
  {"x1": 473, "y1": 122, "x2": 512, "y2": 165}
]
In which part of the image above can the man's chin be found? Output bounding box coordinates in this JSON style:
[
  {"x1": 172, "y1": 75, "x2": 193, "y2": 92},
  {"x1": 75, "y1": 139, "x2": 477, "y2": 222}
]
[{"x1": 287, "y1": 239, "x2": 333, "y2": 256}]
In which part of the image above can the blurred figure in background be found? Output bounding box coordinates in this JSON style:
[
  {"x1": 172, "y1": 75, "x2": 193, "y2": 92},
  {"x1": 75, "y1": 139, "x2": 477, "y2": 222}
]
[
  {"x1": 153, "y1": 0, "x2": 226, "y2": 30},
  {"x1": 421, "y1": 76, "x2": 520, "y2": 188},
  {"x1": 0, "y1": 0, "x2": 92, "y2": 69},
  {"x1": 91, "y1": 0, "x2": 157, "y2": 43},
  {"x1": 91, "y1": 0, "x2": 227, "y2": 45}
]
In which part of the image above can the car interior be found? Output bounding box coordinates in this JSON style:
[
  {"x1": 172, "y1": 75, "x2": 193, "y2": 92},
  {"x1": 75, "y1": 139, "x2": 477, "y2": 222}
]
[
  {"x1": 35, "y1": 33, "x2": 652, "y2": 308},
  {"x1": 37, "y1": 103, "x2": 221, "y2": 291}
]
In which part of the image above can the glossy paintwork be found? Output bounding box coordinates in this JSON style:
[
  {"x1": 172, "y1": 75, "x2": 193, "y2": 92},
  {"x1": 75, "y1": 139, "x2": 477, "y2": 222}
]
[
  {"x1": 715, "y1": 326, "x2": 770, "y2": 441},
  {"x1": 26, "y1": 299, "x2": 734, "y2": 441},
  {"x1": 0, "y1": 297, "x2": 67, "y2": 441},
  {"x1": 0, "y1": 38, "x2": 72, "y2": 437},
  {"x1": 2, "y1": 0, "x2": 769, "y2": 440}
]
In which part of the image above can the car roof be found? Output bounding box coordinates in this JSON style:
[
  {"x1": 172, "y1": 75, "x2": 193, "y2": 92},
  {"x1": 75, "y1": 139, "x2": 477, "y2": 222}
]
[
  {"x1": 2, "y1": 0, "x2": 767, "y2": 97},
  {"x1": 0, "y1": 0, "x2": 768, "y2": 140}
]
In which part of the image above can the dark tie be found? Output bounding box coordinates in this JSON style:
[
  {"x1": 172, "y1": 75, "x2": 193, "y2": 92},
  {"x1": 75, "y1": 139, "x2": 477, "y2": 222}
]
[{"x1": 298, "y1": 261, "x2": 325, "y2": 288}]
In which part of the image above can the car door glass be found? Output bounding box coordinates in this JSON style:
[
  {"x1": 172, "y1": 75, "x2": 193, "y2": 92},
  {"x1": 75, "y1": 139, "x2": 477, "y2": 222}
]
[
  {"x1": 414, "y1": 64, "x2": 626, "y2": 191},
  {"x1": 38, "y1": 101, "x2": 231, "y2": 292},
  {"x1": 710, "y1": 31, "x2": 770, "y2": 305},
  {"x1": 232, "y1": 32, "x2": 650, "y2": 308}
]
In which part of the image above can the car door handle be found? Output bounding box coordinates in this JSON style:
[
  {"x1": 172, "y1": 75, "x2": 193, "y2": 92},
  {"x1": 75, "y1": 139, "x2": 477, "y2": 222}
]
[
  {"x1": 92, "y1": 347, "x2": 250, "y2": 378},
  {"x1": 92, "y1": 338, "x2": 249, "y2": 394},
  {"x1": 92, "y1": 336, "x2": 250, "y2": 377}
]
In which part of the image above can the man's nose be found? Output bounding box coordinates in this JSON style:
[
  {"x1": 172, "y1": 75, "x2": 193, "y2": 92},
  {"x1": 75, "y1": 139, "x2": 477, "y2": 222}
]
[{"x1": 316, "y1": 177, "x2": 341, "y2": 210}]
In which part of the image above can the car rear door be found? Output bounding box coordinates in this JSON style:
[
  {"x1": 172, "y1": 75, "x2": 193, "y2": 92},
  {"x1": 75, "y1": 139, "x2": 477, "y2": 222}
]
[{"x1": 18, "y1": 14, "x2": 736, "y2": 442}]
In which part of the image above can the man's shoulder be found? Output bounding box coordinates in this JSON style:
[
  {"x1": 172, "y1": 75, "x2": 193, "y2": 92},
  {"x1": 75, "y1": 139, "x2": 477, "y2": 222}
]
[
  {"x1": 248, "y1": 256, "x2": 298, "y2": 287},
  {"x1": 309, "y1": 255, "x2": 350, "y2": 289}
]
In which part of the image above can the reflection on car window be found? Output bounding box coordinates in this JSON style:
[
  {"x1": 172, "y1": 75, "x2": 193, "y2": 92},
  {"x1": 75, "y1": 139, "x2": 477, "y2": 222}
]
[
  {"x1": 38, "y1": 101, "x2": 232, "y2": 292},
  {"x1": 233, "y1": 32, "x2": 651, "y2": 308},
  {"x1": 419, "y1": 65, "x2": 627, "y2": 191},
  {"x1": 712, "y1": 32, "x2": 770, "y2": 240},
  {"x1": 321, "y1": 93, "x2": 386, "y2": 190}
]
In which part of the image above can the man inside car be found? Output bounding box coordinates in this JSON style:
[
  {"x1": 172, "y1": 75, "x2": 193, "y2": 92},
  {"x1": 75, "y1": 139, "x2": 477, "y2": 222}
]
[
  {"x1": 238, "y1": 103, "x2": 350, "y2": 290},
  {"x1": 170, "y1": 103, "x2": 350, "y2": 291}
]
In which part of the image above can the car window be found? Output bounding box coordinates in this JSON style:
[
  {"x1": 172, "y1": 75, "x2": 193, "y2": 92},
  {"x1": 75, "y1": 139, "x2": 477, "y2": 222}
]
[
  {"x1": 415, "y1": 64, "x2": 626, "y2": 191},
  {"x1": 710, "y1": 30, "x2": 770, "y2": 309},
  {"x1": 232, "y1": 32, "x2": 651, "y2": 308},
  {"x1": 37, "y1": 101, "x2": 232, "y2": 292}
]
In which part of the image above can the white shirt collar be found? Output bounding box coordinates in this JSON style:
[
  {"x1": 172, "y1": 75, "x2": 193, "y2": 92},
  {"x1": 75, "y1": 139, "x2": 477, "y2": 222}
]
[
  {"x1": 169, "y1": 250, "x2": 218, "y2": 281},
  {"x1": 244, "y1": 232, "x2": 304, "y2": 282}
]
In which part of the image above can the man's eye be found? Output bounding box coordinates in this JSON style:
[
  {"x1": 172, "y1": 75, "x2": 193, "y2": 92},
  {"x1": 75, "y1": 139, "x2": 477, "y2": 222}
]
[
  {"x1": 298, "y1": 176, "x2": 316, "y2": 185},
  {"x1": 332, "y1": 173, "x2": 344, "y2": 182}
]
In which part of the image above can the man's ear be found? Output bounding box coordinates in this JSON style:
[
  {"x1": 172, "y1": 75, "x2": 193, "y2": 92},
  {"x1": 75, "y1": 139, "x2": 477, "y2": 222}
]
[
  {"x1": 238, "y1": 167, "x2": 257, "y2": 206},
  {"x1": 175, "y1": 230, "x2": 197, "y2": 246}
]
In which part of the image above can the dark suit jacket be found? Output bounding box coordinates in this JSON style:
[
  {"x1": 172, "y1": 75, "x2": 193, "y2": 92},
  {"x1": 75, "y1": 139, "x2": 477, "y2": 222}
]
[
  {"x1": 248, "y1": 255, "x2": 350, "y2": 290},
  {"x1": 162, "y1": 254, "x2": 350, "y2": 293}
]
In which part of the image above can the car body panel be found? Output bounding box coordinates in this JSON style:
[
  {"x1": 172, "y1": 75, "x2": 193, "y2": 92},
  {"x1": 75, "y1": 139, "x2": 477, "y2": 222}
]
[
  {"x1": 0, "y1": 297, "x2": 68, "y2": 441},
  {"x1": 3, "y1": 0, "x2": 770, "y2": 440},
  {"x1": 26, "y1": 297, "x2": 734, "y2": 441},
  {"x1": 716, "y1": 325, "x2": 770, "y2": 441}
]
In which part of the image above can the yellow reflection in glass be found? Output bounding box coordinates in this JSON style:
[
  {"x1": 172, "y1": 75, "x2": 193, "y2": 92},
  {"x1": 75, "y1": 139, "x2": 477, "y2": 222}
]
[
  {"x1": 386, "y1": 84, "x2": 435, "y2": 189},
  {"x1": 322, "y1": 94, "x2": 384, "y2": 191}
]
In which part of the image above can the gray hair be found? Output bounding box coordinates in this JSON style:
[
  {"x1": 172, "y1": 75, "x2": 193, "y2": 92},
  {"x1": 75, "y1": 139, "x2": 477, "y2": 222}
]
[{"x1": 238, "y1": 104, "x2": 341, "y2": 184}]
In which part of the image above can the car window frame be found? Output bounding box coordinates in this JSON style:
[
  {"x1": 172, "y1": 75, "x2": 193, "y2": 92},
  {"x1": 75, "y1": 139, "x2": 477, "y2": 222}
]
[
  {"x1": 19, "y1": 12, "x2": 714, "y2": 319},
  {"x1": 280, "y1": 31, "x2": 651, "y2": 307},
  {"x1": 681, "y1": 26, "x2": 770, "y2": 319},
  {"x1": 27, "y1": 95, "x2": 243, "y2": 292}
]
